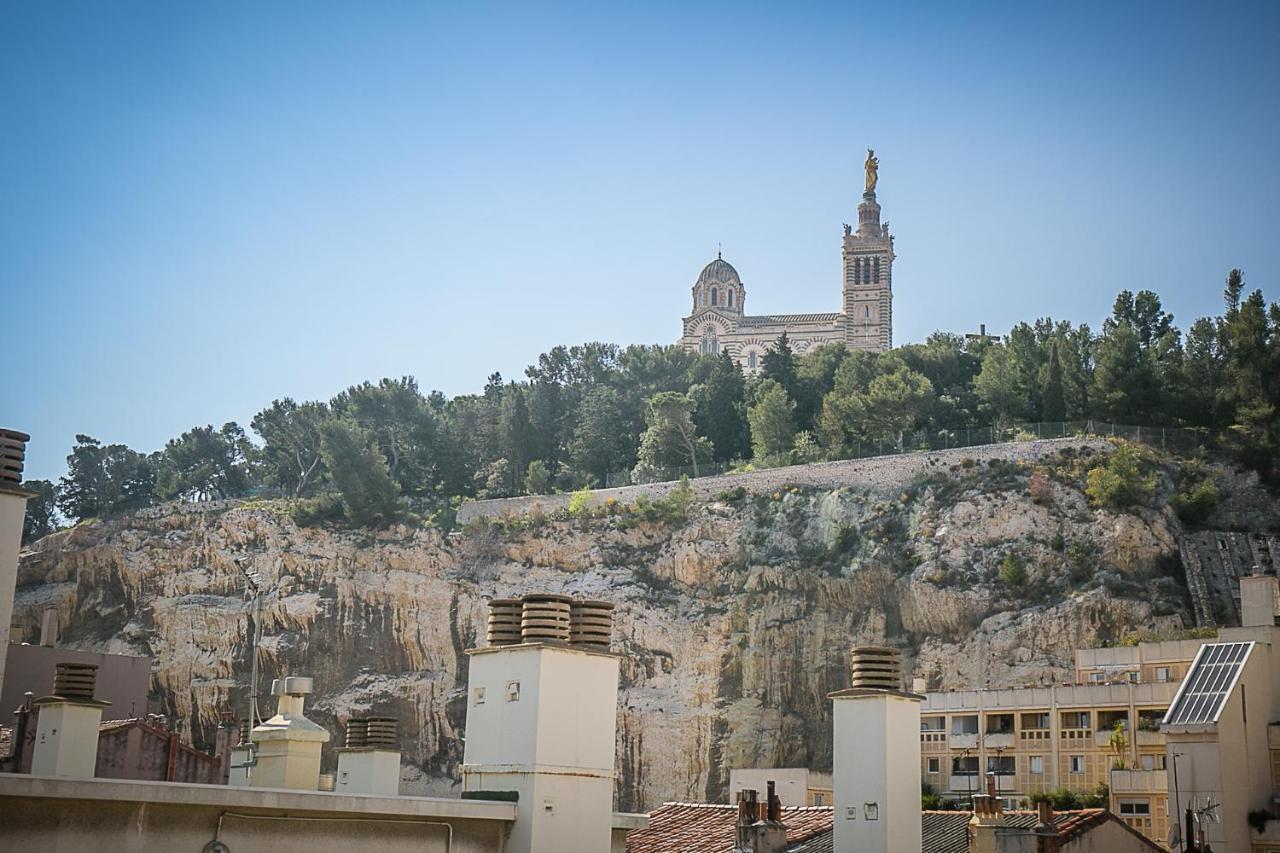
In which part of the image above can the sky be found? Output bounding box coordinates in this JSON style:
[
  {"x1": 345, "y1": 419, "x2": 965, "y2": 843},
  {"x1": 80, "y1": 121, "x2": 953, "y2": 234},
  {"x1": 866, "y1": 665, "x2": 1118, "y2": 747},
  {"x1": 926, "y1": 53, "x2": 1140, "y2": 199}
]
[{"x1": 3, "y1": 1, "x2": 1279, "y2": 482}]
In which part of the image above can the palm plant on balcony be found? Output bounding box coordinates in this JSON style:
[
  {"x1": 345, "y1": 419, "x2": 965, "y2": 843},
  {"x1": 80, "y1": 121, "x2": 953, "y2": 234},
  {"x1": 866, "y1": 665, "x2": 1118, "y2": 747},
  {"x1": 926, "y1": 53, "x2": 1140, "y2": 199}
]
[{"x1": 1108, "y1": 720, "x2": 1129, "y2": 769}]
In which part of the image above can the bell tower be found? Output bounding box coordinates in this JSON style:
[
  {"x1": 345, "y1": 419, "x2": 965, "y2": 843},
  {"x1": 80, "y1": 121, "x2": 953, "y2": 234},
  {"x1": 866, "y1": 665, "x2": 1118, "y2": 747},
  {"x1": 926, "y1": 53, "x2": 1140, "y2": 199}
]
[{"x1": 842, "y1": 149, "x2": 894, "y2": 352}]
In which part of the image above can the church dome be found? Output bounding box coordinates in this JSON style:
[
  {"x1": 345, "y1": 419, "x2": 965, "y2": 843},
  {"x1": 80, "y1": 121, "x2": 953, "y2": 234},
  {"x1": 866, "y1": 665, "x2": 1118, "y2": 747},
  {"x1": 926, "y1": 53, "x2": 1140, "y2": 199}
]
[{"x1": 696, "y1": 256, "x2": 741, "y2": 286}]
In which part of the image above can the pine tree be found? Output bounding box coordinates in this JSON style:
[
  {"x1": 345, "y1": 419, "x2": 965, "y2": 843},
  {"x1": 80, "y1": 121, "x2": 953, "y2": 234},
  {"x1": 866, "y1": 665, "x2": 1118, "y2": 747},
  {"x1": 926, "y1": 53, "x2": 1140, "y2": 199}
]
[
  {"x1": 693, "y1": 350, "x2": 750, "y2": 462},
  {"x1": 748, "y1": 380, "x2": 796, "y2": 460}
]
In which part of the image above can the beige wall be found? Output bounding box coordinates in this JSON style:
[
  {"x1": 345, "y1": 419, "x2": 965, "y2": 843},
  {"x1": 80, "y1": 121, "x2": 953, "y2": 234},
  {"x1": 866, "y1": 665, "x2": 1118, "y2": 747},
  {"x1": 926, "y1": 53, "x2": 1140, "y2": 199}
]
[
  {"x1": 2, "y1": 643, "x2": 151, "y2": 721},
  {"x1": 0, "y1": 774, "x2": 514, "y2": 853}
]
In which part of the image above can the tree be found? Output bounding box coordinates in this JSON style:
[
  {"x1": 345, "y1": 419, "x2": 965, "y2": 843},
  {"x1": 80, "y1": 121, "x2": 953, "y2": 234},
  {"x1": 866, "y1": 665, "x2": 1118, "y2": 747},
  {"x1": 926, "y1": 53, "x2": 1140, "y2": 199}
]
[
  {"x1": 1085, "y1": 444, "x2": 1156, "y2": 510},
  {"x1": 331, "y1": 377, "x2": 435, "y2": 490},
  {"x1": 57, "y1": 435, "x2": 156, "y2": 520},
  {"x1": 524, "y1": 459, "x2": 552, "y2": 496},
  {"x1": 566, "y1": 387, "x2": 633, "y2": 487},
  {"x1": 632, "y1": 392, "x2": 713, "y2": 483},
  {"x1": 974, "y1": 346, "x2": 1028, "y2": 428},
  {"x1": 761, "y1": 332, "x2": 801, "y2": 404},
  {"x1": 319, "y1": 419, "x2": 401, "y2": 526},
  {"x1": 859, "y1": 366, "x2": 934, "y2": 448},
  {"x1": 693, "y1": 350, "x2": 750, "y2": 462},
  {"x1": 500, "y1": 385, "x2": 536, "y2": 495},
  {"x1": 156, "y1": 422, "x2": 255, "y2": 501},
  {"x1": 251, "y1": 399, "x2": 330, "y2": 497},
  {"x1": 21, "y1": 479, "x2": 60, "y2": 544},
  {"x1": 1041, "y1": 341, "x2": 1066, "y2": 423},
  {"x1": 748, "y1": 379, "x2": 796, "y2": 460}
]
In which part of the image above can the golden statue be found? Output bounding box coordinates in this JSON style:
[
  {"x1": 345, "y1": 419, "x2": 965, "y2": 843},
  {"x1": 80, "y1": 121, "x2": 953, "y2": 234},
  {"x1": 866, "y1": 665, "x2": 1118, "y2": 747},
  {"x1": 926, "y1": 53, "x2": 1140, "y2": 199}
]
[{"x1": 864, "y1": 148, "x2": 879, "y2": 194}]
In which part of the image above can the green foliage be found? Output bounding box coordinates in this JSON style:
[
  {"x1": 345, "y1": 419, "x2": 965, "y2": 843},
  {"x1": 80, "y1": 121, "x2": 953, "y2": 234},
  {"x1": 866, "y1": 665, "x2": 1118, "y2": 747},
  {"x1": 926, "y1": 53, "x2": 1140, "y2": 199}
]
[
  {"x1": 251, "y1": 399, "x2": 329, "y2": 497},
  {"x1": 524, "y1": 459, "x2": 552, "y2": 496},
  {"x1": 693, "y1": 350, "x2": 750, "y2": 462},
  {"x1": 1085, "y1": 444, "x2": 1157, "y2": 510},
  {"x1": 155, "y1": 422, "x2": 254, "y2": 501},
  {"x1": 567, "y1": 486, "x2": 594, "y2": 518},
  {"x1": 1029, "y1": 783, "x2": 1109, "y2": 810},
  {"x1": 921, "y1": 782, "x2": 942, "y2": 810},
  {"x1": 1049, "y1": 529, "x2": 1066, "y2": 552},
  {"x1": 632, "y1": 392, "x2": 714, "y2": 483},
  {"x1": 999, "y1": 552, "x2": 1027, "y2": 587},
  {"x1": 20, "y1": 479, "x2": 60, "y2": 544},
  {"x1": 57, "y1": 434, "x2": 156, "y2": 519},
  {"x1": 1170, "y1": 474, "x2": 1220, "y2": 525},
  {"x1": 289, "y1": 493, "x2": 345, "y2": 527},
  {"x1": 748, "y1": 379, "x2": 796, "y2": 459},
  {"x1": 318, "y1": 419, "x2": 402, "y2": 526}
]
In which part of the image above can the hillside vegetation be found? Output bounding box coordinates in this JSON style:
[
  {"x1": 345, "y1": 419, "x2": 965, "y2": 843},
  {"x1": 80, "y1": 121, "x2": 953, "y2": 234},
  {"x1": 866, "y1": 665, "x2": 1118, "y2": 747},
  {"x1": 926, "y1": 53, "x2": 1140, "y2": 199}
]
[{"x1": 22, "y1": 273, "x2": 1280, "y2": 544}]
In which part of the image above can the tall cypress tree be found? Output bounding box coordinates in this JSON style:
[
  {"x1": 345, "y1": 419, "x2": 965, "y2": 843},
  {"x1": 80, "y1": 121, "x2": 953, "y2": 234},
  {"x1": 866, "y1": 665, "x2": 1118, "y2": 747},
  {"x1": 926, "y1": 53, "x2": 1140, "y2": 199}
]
[
  {"x1": 693, "y1": 350, "x2": 750, "y2": 462},
  {"x1": 761, "y1": 332, "x2": 801, "y2": 404},
  {"x1": 1042, "y1": 341, "x2": 1067, "y2": 423}
]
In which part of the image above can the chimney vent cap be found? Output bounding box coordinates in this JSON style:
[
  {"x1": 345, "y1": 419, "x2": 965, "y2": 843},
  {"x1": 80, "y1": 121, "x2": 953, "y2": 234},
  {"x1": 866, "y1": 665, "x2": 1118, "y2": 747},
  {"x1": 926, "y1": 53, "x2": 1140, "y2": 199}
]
[{"x1": 271, "y1": 676, "x2": 314, "y2": 696}]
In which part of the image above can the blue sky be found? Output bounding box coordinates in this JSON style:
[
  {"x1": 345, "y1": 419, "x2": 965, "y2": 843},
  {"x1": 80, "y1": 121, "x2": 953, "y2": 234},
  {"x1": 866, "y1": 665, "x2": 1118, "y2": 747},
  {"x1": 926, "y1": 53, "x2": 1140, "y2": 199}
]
[{"x1": 4, "y1": 2, "x2": 1279, "y2": 481}]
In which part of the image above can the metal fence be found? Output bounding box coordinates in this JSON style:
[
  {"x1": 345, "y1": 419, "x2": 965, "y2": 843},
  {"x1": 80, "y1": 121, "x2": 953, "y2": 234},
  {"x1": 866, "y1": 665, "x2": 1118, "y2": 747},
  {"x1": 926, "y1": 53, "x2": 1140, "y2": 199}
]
[{"x1": 603, "y1": 421, "x2": 1204, "y2": 488}]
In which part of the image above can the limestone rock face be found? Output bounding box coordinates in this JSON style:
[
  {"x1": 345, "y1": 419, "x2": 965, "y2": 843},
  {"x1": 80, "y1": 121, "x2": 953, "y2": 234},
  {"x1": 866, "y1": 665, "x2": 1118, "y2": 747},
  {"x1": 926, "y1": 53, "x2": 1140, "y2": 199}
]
[{"x1": 11, "y1": 459, "x2": 1209, "y2": 811}]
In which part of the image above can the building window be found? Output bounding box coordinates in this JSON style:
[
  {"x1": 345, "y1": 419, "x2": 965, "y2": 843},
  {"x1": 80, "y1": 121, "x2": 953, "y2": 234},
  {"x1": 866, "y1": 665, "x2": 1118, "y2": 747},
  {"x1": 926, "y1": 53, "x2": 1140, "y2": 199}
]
[
  {"x1": 1119, "y1": 800, "x2": 1151, "y2": 816},
  {"x1": 1021, "y1": 712, "x2": 1049, "y2": 730},
  {"x1": 727, "y1": 289, "x2": 734, "y2": 308},
  {"x1": 1129, "y1": 671, "x2": 1140, "y2": 683},
  {"x1": 952, "y1": 756, "x2": 979, "y2": 776},
  {"x1": 927, "y1": 758, "x2": 940, "y2": 773},
  {"x1": 1062, "y1": 711, "x2": 1090, "y2": 729},
  {"x1": 506, "y1": 681, "x2": 521, "y2": 702},
  {"x1": 473, "y1": 687, "x2": 486, "y2": 706},
  {"x1": 1155, "y1": 754, "x2": 1166, "y2": 770},
  {"x1": 711, "y1": 287, "x2": 719, "y2": 306},
  {"x1": 987, "y1": 756, "x2": 1015, "y2": 776},
  {"x1": 813, "y1": 793, "x2": 825, "y2": 806},
  {"x1": 921, "y1": 716, "x2": 945, "y2": 732},
  {"x1": 1140, "y1": 754, "x2": 1155, "y2": 771},
  {"x1": 1088, "y1": 672, "x2": 1104, "y2": 683},
  {"x1": 1155, "y1": 667, "x2": 1170, "y2": 683},
  {"x1": 1069, "y1": 755, "x2": 1084, "y2": 774},
  {"x1": 1029, "y1": 756, "x2": 1044, "y2": 774},
  {"x1": 747, "y1": 351, "x2": 757, "y2": 370},
  {"x1": 873, "y1": 256, "x2": 881, "y2": 283},
  {"x1": 864, "y1": 305, "x2": 870, "y2": 318},
  {"x1": 951, "y1": 716, "x2": 979, "y2": 735}
]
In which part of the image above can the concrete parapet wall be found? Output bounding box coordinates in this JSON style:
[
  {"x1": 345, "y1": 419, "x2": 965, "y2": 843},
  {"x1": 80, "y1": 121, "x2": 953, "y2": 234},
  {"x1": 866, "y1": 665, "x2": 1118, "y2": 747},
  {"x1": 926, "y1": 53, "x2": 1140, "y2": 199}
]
[{"x1": 456, "y1": 438, "x2": 1112, "y2": 525}]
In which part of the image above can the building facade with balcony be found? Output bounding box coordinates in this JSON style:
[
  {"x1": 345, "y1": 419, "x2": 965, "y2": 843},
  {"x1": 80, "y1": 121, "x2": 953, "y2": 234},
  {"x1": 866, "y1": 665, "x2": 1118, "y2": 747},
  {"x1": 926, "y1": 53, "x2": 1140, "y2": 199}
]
[{"x1": 921, "y1": 679, "x2": 1183, "y2": 847}]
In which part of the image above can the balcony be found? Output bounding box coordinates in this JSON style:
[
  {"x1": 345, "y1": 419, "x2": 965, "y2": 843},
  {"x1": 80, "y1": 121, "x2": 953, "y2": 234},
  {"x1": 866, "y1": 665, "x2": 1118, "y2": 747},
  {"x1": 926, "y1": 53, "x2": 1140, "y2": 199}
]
[
  {"x1": 1110, "y1": 768, "x2": 1168, "y2": 794},
  {"x1": 949, "y1": 733, "x2": 978, "y2": 750},
  {"x1": 948, "y1": 774, "x2": 981, "y2": 794},
  {"x1": 1135, "y1": 729, "x2": 1165, "y2": 746},
  {"x1": 983, "y1": 732, "x2": 1014, "y2": 750}
]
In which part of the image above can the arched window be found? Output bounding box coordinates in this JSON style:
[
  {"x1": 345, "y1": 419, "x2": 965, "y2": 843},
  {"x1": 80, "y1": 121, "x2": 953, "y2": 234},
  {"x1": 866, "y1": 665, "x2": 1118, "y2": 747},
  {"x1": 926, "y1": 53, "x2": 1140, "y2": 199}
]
[
  {"x1": 702, "y1": 325, "x2": 718, "y2": 355},
  {"x1": 854, "y1": 258, "x2": 862, "y2": 284},
  {"x1": 701, "y1": 289, "x2": 707, "y2": 306},
  {"x1": 865, "y1": 305, "x2": 870, "y2": 318},
  {"x1": 748, "y1": 351, "x2": 757, "y2": 369},
  {"x1": 727, "y1": 289, "x2": 734, "y2": 308},
  {"x1": 873, "y1": 257, "x2": 881, "y2": 283},
  {"x1": 711, "y1": 287, "x2": 719, "y2": 306}
]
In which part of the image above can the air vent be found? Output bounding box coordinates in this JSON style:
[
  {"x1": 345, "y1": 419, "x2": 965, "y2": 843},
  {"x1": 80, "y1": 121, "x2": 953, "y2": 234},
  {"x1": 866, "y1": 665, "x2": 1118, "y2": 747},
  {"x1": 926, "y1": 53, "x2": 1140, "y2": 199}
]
[
  {"x1": 849, "y1": 647, "x2": 903, "y2": 691},
  {"x1": 569, "y1": 599, "x2": 614, "y2": 651},
  {"x1": 486, "y1": 599, "x2": 523, "y2": 646},
  {"x1": 0, "y1": 428, "x2": 29, "y2": 485},
  {"x1": 53, "y1": 662, "x2": 99, "y2": 701},
  {"x1": 364, "y1": 717, "x2": 397, "y2": 749},
  {"x1": 344, "y1": 717, "x2": 369, "y2": 748},
  {"x1": 520, "y1": 594, "x2": 572, "y2": 644}
]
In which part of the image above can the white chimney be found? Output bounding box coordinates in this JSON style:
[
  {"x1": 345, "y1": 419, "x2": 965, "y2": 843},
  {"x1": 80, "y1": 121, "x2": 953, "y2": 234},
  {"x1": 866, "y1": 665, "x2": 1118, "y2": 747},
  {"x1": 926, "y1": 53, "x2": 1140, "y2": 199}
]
[
  {"x1": 830, "y1": 647, "x2": 922, "y2": 853},
  {"x1": 31, "y1": 662, "x2": 111, "y2": 778},
  {"x1": 250, "y1": 676, "x2": 330, "y2": 790},
  {"x1": 336, "y1": 716, "x2": 401, "y2": 796},
  {"x1": 0, "y1": 428, "x2": 35, "y2": 699},
  {"x1": 461, "y1": 594, "x2": 619, "y2": 853},
  {"x1": 1239, "y1": 573, "x2": 1278, "y2": 628}
]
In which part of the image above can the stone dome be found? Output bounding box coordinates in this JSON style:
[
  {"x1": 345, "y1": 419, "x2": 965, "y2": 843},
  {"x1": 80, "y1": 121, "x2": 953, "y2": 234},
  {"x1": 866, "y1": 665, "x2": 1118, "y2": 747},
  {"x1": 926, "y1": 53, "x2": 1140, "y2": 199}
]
[{"x1": 695, "y1": 257, "x2": 741, "y2": 286}]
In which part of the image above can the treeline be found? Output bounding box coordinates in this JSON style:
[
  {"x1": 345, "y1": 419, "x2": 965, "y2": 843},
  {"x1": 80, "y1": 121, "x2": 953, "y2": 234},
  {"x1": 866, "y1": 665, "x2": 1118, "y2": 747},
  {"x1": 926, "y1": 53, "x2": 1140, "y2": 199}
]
[{"x1": 20, "y1": 270, "x2": 1279, "y2": 541}]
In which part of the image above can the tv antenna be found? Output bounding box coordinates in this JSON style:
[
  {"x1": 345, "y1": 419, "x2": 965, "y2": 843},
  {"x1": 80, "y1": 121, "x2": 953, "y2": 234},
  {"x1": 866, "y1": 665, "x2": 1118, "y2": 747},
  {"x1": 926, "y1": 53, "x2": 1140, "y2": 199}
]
[{"x1": 231, "y1": 557, "x2": 270, "y2": 778}]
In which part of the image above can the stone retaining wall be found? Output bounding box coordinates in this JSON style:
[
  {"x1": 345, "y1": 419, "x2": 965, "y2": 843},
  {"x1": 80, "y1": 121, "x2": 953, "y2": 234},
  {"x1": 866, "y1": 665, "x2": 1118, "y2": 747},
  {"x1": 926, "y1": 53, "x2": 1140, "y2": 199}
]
[{"x1": 456, "y1": 437, "x2": 1112, "y2": 524}]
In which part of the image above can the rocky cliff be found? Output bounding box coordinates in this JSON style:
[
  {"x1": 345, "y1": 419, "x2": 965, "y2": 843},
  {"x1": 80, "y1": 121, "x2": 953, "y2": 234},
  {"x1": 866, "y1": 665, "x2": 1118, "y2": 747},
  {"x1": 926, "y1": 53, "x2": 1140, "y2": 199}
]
[{"x1": 11, "y1": 439, "x2": 1277, "y2": 810}]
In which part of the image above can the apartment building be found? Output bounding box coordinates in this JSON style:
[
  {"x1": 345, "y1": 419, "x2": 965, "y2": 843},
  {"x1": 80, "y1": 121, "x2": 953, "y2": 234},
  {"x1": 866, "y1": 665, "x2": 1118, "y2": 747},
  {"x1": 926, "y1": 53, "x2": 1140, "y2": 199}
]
[{"x1": 921, "y1": 641, "x2": 1204, "y2": 847}]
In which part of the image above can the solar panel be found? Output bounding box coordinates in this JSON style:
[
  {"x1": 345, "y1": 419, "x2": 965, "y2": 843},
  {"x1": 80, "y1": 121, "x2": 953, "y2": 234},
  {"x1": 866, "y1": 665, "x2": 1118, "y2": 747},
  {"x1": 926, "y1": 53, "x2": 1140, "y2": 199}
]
[{"x1": 1163, "y1": 642, "x2": 1253, "y2": 726}]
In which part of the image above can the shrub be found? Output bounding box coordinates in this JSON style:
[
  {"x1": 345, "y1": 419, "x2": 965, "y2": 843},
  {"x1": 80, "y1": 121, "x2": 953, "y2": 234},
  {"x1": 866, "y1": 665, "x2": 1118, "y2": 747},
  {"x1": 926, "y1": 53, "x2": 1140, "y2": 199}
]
[
  {"x1": 524, "y1": 460, "x2": 552, "y2": 496},
  {"x1": 1085, "y1": 444, "x2": 1156, "y2": 510},
  {"x1": 567, "y1": 487, "x2": 594, "y2": 519},
  {"x1": 290, "y1": 493, "x2": 344, "y2": 527},
  {"x1": 716, "y1": 485, "x2": 747, "y2": 503},
  {"x1": 999, "y1": 552, "x2": 1027, "y2": 587},
  {"x1": 1049, "y1": 530, "x2": 1066, "y2": 552},
  {"x1": 1170, "y1": 477, "x2": 1220, "y2": 525}
]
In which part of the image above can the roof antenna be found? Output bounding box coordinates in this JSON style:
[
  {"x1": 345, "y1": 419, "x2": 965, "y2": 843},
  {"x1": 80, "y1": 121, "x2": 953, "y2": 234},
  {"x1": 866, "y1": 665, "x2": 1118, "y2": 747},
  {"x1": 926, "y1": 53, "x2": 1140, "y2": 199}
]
[{"x1": 717, "y1": 241, "x2": 722, "y2": 260}]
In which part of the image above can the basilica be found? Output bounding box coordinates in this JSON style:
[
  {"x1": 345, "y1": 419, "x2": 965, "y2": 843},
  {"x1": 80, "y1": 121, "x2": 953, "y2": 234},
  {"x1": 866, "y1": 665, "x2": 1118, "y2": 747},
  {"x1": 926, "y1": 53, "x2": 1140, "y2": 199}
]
[{"x1": 678, "y1": 150, "x2": 894, "y2": 371}]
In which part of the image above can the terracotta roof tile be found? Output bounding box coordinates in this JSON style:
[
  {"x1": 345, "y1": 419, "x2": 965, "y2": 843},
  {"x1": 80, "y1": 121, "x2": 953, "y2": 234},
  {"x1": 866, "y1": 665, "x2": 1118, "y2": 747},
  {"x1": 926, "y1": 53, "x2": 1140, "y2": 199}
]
[
  {"x1": 625, "y1": 802, "x2": 833, "y2": 853},
  {"x1": 629, "y1": 806, "x2": 1162, "y2": 853}
]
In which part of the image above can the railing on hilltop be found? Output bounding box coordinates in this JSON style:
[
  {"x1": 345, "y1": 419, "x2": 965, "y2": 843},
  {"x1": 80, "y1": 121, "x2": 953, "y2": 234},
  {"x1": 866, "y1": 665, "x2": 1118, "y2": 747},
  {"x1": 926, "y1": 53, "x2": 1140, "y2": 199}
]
[{"x1": 604, "y1": 421, "x2": 1204, "y2": 488}]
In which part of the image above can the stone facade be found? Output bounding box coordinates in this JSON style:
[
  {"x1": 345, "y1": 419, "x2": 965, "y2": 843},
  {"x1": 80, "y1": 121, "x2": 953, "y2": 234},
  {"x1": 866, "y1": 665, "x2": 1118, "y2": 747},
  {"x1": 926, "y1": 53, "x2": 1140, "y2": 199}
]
[{"x1": 678, "y1": 176, "x2": 894, "y2": 371}]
